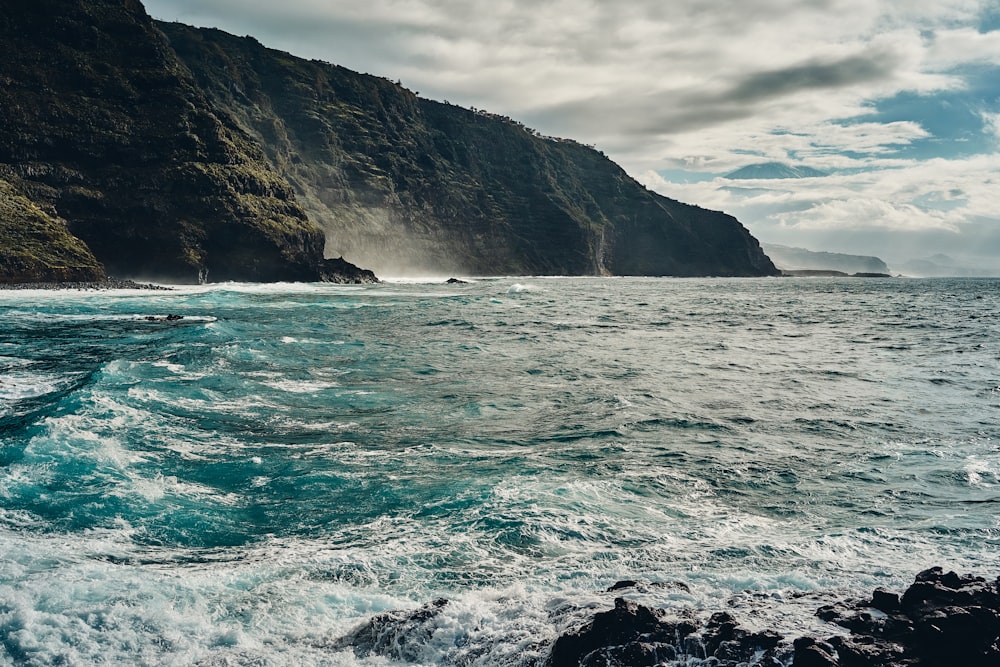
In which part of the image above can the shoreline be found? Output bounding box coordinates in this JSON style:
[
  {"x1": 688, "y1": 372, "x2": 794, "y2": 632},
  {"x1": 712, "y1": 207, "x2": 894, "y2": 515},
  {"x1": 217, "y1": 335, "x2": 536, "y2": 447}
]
[
  {"x1": 0, "y1": 278, "x2": 172, "y2": 291},
  {"x1": 340, "y1": 567, "x2": 1000, "y2": 666}
]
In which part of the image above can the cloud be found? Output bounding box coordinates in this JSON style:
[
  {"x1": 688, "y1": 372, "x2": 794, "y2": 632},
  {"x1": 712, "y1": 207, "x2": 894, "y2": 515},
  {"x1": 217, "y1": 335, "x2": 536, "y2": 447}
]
[
  {"x1": 726, "y1": 54, "x2": 898, "y2": 103},
  {"x1": 773, "y1": 198, "x2": 962, "y2": 233},
  {"x1": 642, "y1": 148, "x2": 1000, "y2": 266},
  {"x1": 983, "y1": 111, "x2": 1000, "y2": 141}
]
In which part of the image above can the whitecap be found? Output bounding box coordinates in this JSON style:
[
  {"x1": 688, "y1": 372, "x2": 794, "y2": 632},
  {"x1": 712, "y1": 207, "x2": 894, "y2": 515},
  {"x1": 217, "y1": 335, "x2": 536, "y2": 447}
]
[
  {"x1": 964, "y1": 456, "x2": 996, "y2": 487},
  {"x1": 0, "y1": 371, "x2": 69, "y2": 403},
  {"x1": 261, "y1": 379, "x2": 340, "y2": 394}
]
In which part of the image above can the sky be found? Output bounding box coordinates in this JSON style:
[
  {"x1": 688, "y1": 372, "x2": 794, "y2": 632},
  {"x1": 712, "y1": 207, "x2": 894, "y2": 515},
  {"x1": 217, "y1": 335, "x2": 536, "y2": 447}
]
[{"x1": 144, "y1": 0, "x2": 1000, "y2": 271}]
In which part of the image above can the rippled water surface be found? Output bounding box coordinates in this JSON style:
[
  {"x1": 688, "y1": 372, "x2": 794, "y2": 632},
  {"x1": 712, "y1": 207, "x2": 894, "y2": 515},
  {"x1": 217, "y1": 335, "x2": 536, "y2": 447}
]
[{"x1": 1, "y1": 277, "x2": 998, "y2": 665}]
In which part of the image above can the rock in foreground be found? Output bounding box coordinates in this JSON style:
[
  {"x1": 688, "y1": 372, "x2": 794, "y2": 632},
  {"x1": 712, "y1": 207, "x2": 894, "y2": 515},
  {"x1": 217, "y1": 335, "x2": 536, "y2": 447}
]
[{"x1": 333, "y1": 568, "x2": 1000, "y2": 666}]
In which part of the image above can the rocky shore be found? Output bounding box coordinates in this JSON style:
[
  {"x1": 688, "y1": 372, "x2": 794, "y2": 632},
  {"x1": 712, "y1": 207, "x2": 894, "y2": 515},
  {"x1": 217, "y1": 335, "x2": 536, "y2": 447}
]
[
  {"x1": 336, "y1": 567, "x2": 999, "y2": 666},
  {"x1": 0, "y1": 278, "x2": 171, "y2": 290}
]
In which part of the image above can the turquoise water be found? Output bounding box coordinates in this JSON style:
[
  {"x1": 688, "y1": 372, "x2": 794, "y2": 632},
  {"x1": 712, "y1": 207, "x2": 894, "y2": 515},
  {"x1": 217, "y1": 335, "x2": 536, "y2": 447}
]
[{"x1": 0, "y1": 277, "x2": 998, "y2": 665}]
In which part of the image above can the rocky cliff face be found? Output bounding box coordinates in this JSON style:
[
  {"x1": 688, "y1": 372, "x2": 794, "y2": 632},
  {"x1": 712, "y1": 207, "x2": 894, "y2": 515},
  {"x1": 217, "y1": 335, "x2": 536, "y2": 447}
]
[
  {"x1": 0, "y1": 0, "x2": 778, "y2": 282},
  {"x1": 0, "y1": 0, "x2": 371, "y2": 284},
  {"x1": 0, "y1": 168, "x2": 106, "y2": 282},
  {"x1": 159, "y1": 22, "x2": 779, "y2": 278}
]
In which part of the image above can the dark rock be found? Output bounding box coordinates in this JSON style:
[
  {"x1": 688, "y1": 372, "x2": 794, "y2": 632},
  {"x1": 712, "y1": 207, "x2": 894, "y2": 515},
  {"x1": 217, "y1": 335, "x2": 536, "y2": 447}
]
[
  {"x1": 829, "y1": 636, "x2": 906, "y2": 667},
  {"x1": 318, "y1": 257, "x2": 379, "y2": 284},
  {"x1": 809, "y1": 568, "x2": 1000, "y2": 667},
  {"x1": 334, "y1": 598, "x2": 448, "y2": 662},
  {"x1": 793, "y1": 637, "x2": 840, "y2": 666},
  {"x1": 871, "y1": 588, "x2": 900, "y2": 614},
  {"x1": 579, "y1": 641, "x2": 676, "y2": 667},
  {"x1": 651, "y1": 580, "x2": 692, "y2": 593},
  {"x1": 817, "y1": 604, "x2": 843, "y2": 623},
  {"x1": 547, "y1": 597, "x2": 785, "y2": 667},
  {"x1": 546, "y1": 567, "x2": 1000, "y2": 667},
  {"x1": 445, "y1": 277, "x2": 469, "y2": 284},
  {"x1": 547, "y1": 597, "x2": 674, "y2": 667},
  {"x1": 607, "y1": 580, "x2": 640, "y2": 592},
  {"x1": 605, "y1": 579, "x2": 691, "y2": 594}
]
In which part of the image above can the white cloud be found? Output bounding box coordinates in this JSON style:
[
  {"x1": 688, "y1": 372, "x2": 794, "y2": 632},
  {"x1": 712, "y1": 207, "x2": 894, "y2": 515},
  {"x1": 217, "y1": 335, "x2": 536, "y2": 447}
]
[
  {"x1": 927, "y1": 28, "x2": 1000, "y2": 68},
  {"x1": 773, "y1": 198, "x2": 962, "y2": 232},
  {"x1": 983, "y1": 111, "x2": 1000, "y2": 141},
  {"x1": 643, "y1": 150, "x2": 1000, "y2": 265}
]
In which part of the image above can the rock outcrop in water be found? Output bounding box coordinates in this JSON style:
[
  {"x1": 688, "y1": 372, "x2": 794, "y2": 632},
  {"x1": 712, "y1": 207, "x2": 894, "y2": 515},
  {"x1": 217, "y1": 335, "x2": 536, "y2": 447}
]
[
  {"x1": 0, "y1": 0, "x2": 778, "y2": 282},
  {"x1": 334, "y1": 568, "x2": 1000, "y2": 666}
]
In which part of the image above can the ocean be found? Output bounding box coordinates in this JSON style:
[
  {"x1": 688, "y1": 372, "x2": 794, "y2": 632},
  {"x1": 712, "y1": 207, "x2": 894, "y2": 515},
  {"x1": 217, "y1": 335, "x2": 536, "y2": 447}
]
[{"x1": 0, "y1": 276, "x2": 997, "y2": 665}]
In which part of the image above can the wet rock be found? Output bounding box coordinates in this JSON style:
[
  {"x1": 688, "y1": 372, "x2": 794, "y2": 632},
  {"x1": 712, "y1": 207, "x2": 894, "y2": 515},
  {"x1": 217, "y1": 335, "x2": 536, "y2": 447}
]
[
  {"x1": 793, "y1": 637, "x2": 839, "y2": 666},
  {"x1": 829, "y1": 635, "x2": 906, "y2": 667},
  {"x1": 870, "y1": 588, "x2": 900, "y2": 614},
  {"x1": 607, "y1": 580, "x2": 640, "y2": 592},
  {"x1": 547, "y1": 598, "x2": 680, "y2": 667},
  {"x1": 605, "y1": 579, "x2": 690, "y2": 594},
  {"x1": 318, "y1": 257, "x2": 379, "y2": 284},
  {"x1": 334, "y1": 598, "x2": 449, "y2": 662},
  {"x1": 812, "y1": 567, "x2": 1000, "y2": 666},
  {"x1": 578, "y1": 641, "x2": 677, "y2": 667},
  {"x1": 547, "y1": 598, "x2": 785, "y2": 667}
]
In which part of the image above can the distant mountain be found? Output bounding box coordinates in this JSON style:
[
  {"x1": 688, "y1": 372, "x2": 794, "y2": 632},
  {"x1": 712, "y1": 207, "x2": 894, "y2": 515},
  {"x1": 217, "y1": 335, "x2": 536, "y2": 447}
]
[
  {"x1": 897, "y1": 255, "x2": 1000, "y2": 278},
  {"x1": 725, "y1": 162, "x2": 828, "y2": 180},
  {"x1": 762, "y1": 244, "x2": 889, "y2": 275}
]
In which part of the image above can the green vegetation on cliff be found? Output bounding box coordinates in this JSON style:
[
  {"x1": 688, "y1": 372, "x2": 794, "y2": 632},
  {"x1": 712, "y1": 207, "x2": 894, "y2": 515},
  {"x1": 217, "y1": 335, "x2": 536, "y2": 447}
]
[{"x1": 0, "y1": 170, "x2": 105, "y2": 282}]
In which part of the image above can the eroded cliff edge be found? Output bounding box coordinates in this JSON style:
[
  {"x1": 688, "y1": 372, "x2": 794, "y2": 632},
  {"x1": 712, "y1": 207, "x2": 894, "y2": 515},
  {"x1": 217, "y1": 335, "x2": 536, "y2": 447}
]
[{"x1": 0, "y1": 0, "x2": 778, "y2": 282}]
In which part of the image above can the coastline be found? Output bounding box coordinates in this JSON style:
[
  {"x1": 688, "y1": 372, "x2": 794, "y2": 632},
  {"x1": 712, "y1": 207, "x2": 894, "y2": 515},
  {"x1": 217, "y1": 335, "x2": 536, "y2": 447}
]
[
  {"x1": 0, "y1": 278, "x2": 172, "y2": 291},
  {"x1": 339, "y1": 567, "x2": 1000, "y2": 666}
]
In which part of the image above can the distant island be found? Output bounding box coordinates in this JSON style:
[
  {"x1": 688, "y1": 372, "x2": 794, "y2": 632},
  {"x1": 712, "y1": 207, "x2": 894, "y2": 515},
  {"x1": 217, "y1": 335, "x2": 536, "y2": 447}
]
[
  {"x1": 0, "y1": 0, "x2": 779, "y2": 284},
  {"x1": 724, "y1": 162, "x2": 828, "y2": 180},
  {"x1": 895, "y1": 254, "x2": 1000, "y2": 278},
  {"x1": 762, "y1": 244, "x2": 891, "y2": 276}
]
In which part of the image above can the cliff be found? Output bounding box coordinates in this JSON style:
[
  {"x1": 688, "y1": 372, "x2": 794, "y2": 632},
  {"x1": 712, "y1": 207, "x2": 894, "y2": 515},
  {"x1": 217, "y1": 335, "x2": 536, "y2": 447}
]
[
  {"x1": 0, "y1": 0, "x2": 778, "y2": 282},
  {"x1": 0, "y1": 0, "x2": 372, "y2": 284},
  {"x1": 160, "y1": 23, "x2": 778, "y2": 278}
]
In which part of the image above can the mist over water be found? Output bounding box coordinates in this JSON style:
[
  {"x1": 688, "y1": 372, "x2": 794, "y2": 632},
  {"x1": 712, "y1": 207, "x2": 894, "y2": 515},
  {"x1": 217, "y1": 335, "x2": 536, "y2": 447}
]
[{"x1": 0, "y1": 277, "x2": 998, "y2": 665}]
